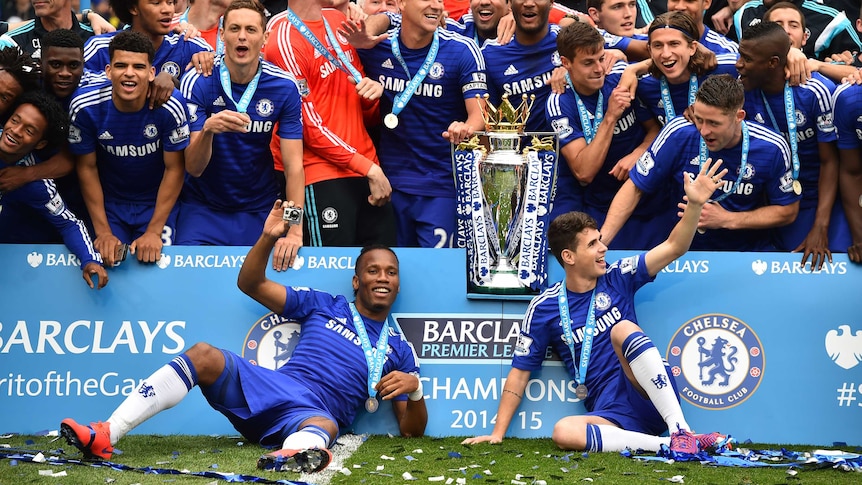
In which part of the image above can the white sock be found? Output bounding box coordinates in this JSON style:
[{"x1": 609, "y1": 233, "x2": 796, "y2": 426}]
[
  {"x1": 623, "y1": 332, "x2": 690, "y2": 432},
  {"x1": 107, "y1": 356, "x2": 196, "y2": 444},
  {"x1": 586, "y1": 424, "x2": 669, "y2": 452},
  {"x1": 281, "y1": 425, "x2": 330, "y2": 450}
]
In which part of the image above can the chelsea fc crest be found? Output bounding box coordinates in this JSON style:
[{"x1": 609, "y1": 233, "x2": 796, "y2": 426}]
[
  {"x1": 428, "y1": 62, "x2": 444, "y2": 80},
  {"x1": 242, "y1": 312, "x2": 302, "y2": 370},
  {"x1": 256, "y1": 98, "x2": 274, "y2": 117},
  {"x1": 667, "y1": 313, "x2": 764, "y2": 410},
  {"x1": 143, "y1": 124, "x2": 158, "y2": 139},
  {"x1": 161, "y1": 61, "x2": 180, "y2": 78}
]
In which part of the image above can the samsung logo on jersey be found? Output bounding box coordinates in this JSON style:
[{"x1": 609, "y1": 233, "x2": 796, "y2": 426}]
[
  {"x1": 613, "y1": 111, "x2": 636, "y2": 135},
  {"x1": 566, "y1": 306, "x2": 623, "y2": 344},
  {"x1": 503, "y1": 71, "x2": 553, "y2": 96},
  {"x1": 684, "y1": 171, "x2": 755, "y2": 196},
  {"x1": 378, "y1": 76, "x2": 443, "y2": 98},
  {"x1": 0, "y1": 319, "x2": 185, "y2": 354},
  {"x1": 104, "y1": 141, "x2": 160, "y2": 157},
  {"x1": 247, "y1": 120, "x2": 273, "y2": 133}
]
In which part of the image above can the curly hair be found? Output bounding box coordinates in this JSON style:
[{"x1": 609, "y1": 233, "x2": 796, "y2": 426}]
[
  {"x1": 0, "y1": 46, "x2": 41, "y2": 94},
  {"x1": 41, "y1": 28, "x2": 85, "y2": 52},
  {"x1": 109, "y1": 30, "x2": 156, "y2": 64},
  {"x1": 9, "y1": 90, "x2": 69, "y2": 151}
]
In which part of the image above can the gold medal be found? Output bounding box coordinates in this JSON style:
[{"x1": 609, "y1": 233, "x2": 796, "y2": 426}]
[
  {"x1": 365, "y1": 397, "x2": 379, "y2": 413},
  {"x1": 792, "y1": 180, "x2": 802, "y2": 196},
  {"x1": 384, "y1": 113, "x2": 399, "y2": 129}
]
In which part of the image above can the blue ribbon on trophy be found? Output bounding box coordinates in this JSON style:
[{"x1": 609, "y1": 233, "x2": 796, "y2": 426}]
[{"x1": 452, "y1": 94, "x2": 558, "y2": 295}]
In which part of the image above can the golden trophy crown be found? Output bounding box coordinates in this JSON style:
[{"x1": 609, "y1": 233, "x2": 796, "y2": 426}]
[{"x1": 478, "y1": 93, "x2": 535, "y2": 133}]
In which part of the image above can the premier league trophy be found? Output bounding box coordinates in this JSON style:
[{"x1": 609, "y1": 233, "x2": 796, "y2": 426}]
[{"x1": 453, "y1": 94, "x2": 557, "y2": 296}]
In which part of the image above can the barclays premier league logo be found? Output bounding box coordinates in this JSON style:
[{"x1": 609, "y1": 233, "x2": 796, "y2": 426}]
[
  {"x1": 667, "y1": 314, "x2": 764, "y2": 410},
  {"x1": 242, "y1": 312, "x2": 302, "y2": 370}
]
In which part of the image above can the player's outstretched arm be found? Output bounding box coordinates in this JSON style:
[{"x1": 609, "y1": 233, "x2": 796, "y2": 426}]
[
  {"x1": 645, "y1": 158, "x2": 727, "y2": 276},
  {"x1": 462, "y1": 367, "x2": 530, "y2": 445},
  {"x1": 237, "y1": 201, "x2": 292, "y2": 313},
  {"x1": 382, "y1": 371, "x2": 427, "y2": 437}
]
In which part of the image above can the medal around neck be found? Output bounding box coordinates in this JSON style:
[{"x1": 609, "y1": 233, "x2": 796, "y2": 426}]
[
  {"x1": 575, "y1": 384, "x2": 588, "y2": 400},
  {"x1": 792, "y1": 179, "x2": 802, "y2": 196},
  {"x1": 384, "y1": 113, "x2": 399, "y2": 129},
  {"x1": 365, "y1": 396, "x2": 379, "y2": 413}
]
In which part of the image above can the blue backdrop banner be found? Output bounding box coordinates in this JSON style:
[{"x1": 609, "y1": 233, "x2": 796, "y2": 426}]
[{"x1": 0, "y1": 245, "x2": 859, "y2": 445}]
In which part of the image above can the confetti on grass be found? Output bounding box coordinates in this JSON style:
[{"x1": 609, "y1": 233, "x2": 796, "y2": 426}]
[{"x1": 0, "y1": 448, "x2": 317, "y2": 485}]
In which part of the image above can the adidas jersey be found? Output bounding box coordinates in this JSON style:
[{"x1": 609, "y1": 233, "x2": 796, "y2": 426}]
[
  {"x1": 262, "y1": 287, "x2": 420, "y2": 431},
  {"x1": 67, "y1": 84, "x2": 190, "y2": 204},
  {"x1": 482, "y1": 25, "x2": 561, "y2": 133},
  {"x1": 601, "y1": 30, "x2": 648, "y2": 53},
  {"x1": 83, "y1": 31, "x2": 212, "y2": 76},
  {"x1": 546, "y1": 62, "x2": 653, "y2": 211},
  {"x1": 699, "y1": 25, "x2": 739, "y2": 56},
  {"x1": 0, "y1": 147, "x2": 102, "y2": 268},
  {"x1": 179, "y1": 57, "x2": 303, "y2": 211},
  {"x1": 636, "y1": 54, "x2": 740, "y2": 126},
  {"x1": 742, "y1": 73, "x2": 836, "y2": 209},
  {"x1": 733, "y1": 0, "x2": 862, "y2": 60},
  {"x1": 51, "y1": 68, "x2": 109, "y2": 111},
  {"x1": 832, "y1": 82, "x2": 862, "y2": 151},
  {"x1": 0, "y1": 12, "x2": 94, "y2": 59},
  {"x1": 357, "y1": 28, "x2": 487, "y2": 198},
  {"x1": 631, "y1": 117, "x2": 800, "y2": 250},
  {"x1": 264, "y1": 8, "x2": 379, "y2": 185},
  {"x1": 395, "y1": 4, "x2": 587, "y2": 47},
  {"x1": 514, "y1": 254, "x2": 654, "y2": 413}
]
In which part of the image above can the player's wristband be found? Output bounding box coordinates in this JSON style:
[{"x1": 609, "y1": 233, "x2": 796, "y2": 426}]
[
  {"x1": 408, "y1": 381, "x2": 423, "y2": 401},
  {"x1": 81, "y1": 9, "x2": 92, "y2": 26}
]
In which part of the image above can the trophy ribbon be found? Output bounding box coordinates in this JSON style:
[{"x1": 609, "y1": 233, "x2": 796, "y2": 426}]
[
  {"x1": 535, "y1": 149, "x2": 556, "y2": 289},
  {"x1": 517, "y1": 149, "x2": 542, "y2": 288},
  {"x1": 469, "y1": 150, "x2": 493, "y2": 286}
]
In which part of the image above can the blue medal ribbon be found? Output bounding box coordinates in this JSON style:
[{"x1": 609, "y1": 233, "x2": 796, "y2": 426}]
[
  {"x1": 557, "y1": 285, "x2": 597, "y2": 388},
  {"x1": 565, "y1": 73, "x2": 603, "y2": 143},
  {"x1": 218, "y1": 60, "x2": 261, "y2": 114},
  {"x1": 760, "y1": 83, "x2": 800, "y2": 181},
  {"x1": 659, "y1": 73, "x2": 697, "y2": 121},
  {"x1": 285, "y1": 9, "x2": 362, "y2": 83},
  {"x1": 699, "y1": 120, "x2": 749, "y2": 203},
  {"x1": 349, "y1": 303, "x2": 390, "y2": 400},
  {"x1": 390, "y1": 29, "x2": 440, "y2": 118}
]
